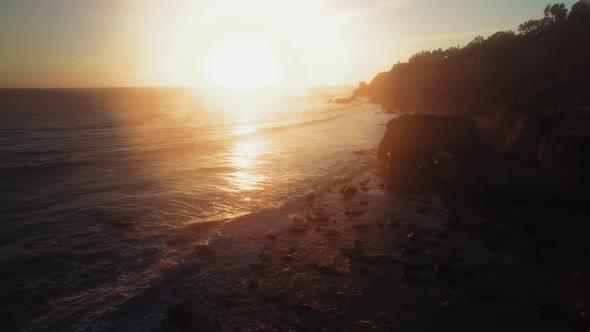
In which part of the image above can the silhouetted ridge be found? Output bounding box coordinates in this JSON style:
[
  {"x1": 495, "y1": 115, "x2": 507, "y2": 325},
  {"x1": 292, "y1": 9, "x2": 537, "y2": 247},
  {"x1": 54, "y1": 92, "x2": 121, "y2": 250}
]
[{"x1": 355, "y1": 0, "x2": 590, "y2": 120}]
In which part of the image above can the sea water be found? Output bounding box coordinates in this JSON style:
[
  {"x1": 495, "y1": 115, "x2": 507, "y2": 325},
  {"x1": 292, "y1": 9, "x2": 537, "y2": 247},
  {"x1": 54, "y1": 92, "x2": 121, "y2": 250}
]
[{"x1": 0, "y1": 87, "x2": 394, "y2": 329}]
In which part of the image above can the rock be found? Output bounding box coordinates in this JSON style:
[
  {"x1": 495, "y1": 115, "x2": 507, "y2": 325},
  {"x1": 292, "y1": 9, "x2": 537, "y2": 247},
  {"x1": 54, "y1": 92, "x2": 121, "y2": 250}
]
[
  {"x1": 304, "y1": 192, "x2": 316, "y2": 202},
  {"x1": 360, "y1": 199, "x2": 370, "y2": 206},
  {"x1": 307, "y1": 263, "x2": 343, "y2": 276},
  {"x1": 387, "y1": 219, "x2": 399, "y2": 228},
  {"x1": 242, "y1": 279, "x2": 258, "y2": 289},
  {"x1": 535, "y1": 301, "x2": 578, "y2": 327},
  {"x1": 400, "y1": 268, "x2": 418, "y2": 282},
  {"x1": 341, "y1": 247, "x2": 365, "y2": 258},
  {"x1": 352, "y1": 223, "x2": 371, "y2": 233},
  {"x1": 372, "y1": 253, "x2": 401, "y2": 263},
  {"x1": 292, "y1": 302, "x2": 313, "y2": 314},
  {"x1": 165, "y1": 301, "x2": 194, "y2": 329},
  {"x1": 404, "y1": 223, "x2": 415, "y2": 231},
  {"x1": 408, "y1": 195, "x2": 431, "y2": 205},
  {"x1": 468, "y1": 284, "x2": 503, "y2": 302},
  {"x1": 446, "y1": 212, "x2": 464, "y2": 229},
  {"x1": 407, "y1": 231, "x2": 417, "y2": 241},
  {"x1": 340, "y1": 185, "x2": 359, "y2": 198},
  {"x1": 504, "y1": 110, "x2": 590, "y2": 165},
  {"x1": 451, "y1": 110, "x2": 590, "y2": 200},
  {"x1": 282, "y1": 255, "x2": 295, "y2": 262},
  {"x1": 373, "y1": 312, "x2": 395, "y2": 326},
  {"x1": 194, "y1": 244, "x2": 215, "y2": 258},
  {"x1": 405, "y1": 262, "x2": 429, "y2": 271},
  {"x1": 345, "y1": 210, "x2": 364, "y2": 217},
  {"x1": 353, "y1": 239, "x2": 367, "y2": 248},
  {"x1": 434, "y1": 262, "x2": 457, "y2": 282},
  {"x1": 348, "y1": 320, "x2": 381, "y2": 331},
  {"x1": 290, "y1": 227, "x2": 307, "y2": 236},
  {"x1": 324, "y1": 229, "x2": 340, "y2": 238},
  {"x1": 306, "y1": 212, "x2": 329, "y2": 223},
  {"x1": 249, "y1": 263, "x2": 264, "y2": 269},
  {"x1": 376, "y1": 112, "x2": 590, "y2": 201},
  {"x1": 377, "y1": 114, "x2": 482, "y2": 190},
  {"x1": 484, "y1": 228, "x2": 508, "y2": 250},
  {"x1": 415, "y1": 206, "x2": 429, "y2": 214},
  {"x1": 359, "y1": 178, "x2": 372, "y2": 186}
]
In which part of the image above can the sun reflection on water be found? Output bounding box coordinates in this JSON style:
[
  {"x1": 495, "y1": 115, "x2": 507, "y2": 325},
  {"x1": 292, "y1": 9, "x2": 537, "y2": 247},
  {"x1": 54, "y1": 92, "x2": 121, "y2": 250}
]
[
  {"x1": 231, "y1": 123, "x2": 258, "y2": 136},
  {"x1": 228, "y1": 137, "x2": 268, "y2": 191}
]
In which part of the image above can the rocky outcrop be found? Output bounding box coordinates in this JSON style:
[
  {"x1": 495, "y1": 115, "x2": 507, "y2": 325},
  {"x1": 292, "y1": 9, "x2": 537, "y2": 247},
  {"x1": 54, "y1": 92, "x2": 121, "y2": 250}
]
[
  {"x1": 503, "y1": 109, "x2": 590, "y2": 168},
  {"x1": 378, "y1": 111, "x2": 590, "y2": 203},
  {"x1": 377, "y1": 114, "x2": 484, "y2": 190}
]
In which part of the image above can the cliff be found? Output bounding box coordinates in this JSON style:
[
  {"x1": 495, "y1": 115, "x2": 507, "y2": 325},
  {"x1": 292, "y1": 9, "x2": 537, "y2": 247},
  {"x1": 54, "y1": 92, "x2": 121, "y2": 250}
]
[
  {"x1": 355, "y1": 1, "x2": 590, "y2": 119},
  {"x1": 377, "y1": 111, "x2": 590, "y2": 204}
]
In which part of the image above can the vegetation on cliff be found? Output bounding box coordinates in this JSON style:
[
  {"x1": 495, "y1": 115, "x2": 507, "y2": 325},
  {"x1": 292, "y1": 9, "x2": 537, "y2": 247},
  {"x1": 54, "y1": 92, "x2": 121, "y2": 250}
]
[{"x1": 355, "y1": 1, "x2": 590, "y2": 120}]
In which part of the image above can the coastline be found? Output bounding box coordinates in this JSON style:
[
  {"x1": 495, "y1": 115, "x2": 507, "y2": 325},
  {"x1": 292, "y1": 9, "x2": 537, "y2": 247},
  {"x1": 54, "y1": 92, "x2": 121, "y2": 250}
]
[{"x1": 82, "y1": 153, "x2": 589, "y2": 331}]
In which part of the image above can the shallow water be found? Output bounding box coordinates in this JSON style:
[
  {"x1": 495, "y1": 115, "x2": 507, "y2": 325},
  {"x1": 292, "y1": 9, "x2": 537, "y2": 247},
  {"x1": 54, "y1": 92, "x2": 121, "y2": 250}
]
[{"x1": 0, "y1": 87, "x2": 394, "y2": 329}]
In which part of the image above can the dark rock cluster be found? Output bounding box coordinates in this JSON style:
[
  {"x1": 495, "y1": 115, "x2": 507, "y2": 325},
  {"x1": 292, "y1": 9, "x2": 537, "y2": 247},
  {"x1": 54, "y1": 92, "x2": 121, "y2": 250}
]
[{"x1": 377, "y1": 112, "x2": 590, "y2": 203}]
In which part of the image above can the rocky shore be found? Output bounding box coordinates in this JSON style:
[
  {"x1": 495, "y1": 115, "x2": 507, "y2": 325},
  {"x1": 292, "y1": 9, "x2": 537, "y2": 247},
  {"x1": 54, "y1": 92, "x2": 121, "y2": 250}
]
[
  {"x1": 139, "y1": 165, "x2": 588, "y2": 331},
  {"x1": 97, "y1": 112, "x2": 590, "y2": 331},
  {"x1": 89, "y1": 133, "x2": 586, "y2": 331}
]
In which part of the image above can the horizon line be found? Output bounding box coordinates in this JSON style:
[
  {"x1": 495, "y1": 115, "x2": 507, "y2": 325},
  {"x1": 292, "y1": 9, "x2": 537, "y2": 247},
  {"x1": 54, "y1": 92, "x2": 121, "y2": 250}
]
[{"x1": 0, "y1": 84, "x2": 357, "y2": 90}]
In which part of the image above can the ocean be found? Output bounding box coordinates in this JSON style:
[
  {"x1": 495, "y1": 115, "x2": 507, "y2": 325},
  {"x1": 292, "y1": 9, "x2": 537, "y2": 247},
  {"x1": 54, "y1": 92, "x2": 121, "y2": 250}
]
[{"x1": 0, "y1": 87, "x2": 394, "y2": 330}]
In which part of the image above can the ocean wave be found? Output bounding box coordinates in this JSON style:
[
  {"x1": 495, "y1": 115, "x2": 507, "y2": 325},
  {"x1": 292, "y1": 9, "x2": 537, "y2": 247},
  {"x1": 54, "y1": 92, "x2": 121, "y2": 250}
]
[
  {"x1": 0, "y1": 159, "x2": 93, "y2": 174},
  {"x1": 227, "y1": 103, "x2": 364, "y2": 138}
]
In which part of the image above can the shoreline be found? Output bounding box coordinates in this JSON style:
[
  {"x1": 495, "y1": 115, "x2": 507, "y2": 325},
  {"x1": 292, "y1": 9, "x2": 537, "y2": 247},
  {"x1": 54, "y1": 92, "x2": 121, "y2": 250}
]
[{"x1": 84, "y1": 156, "x2": 589, "y2": 331}]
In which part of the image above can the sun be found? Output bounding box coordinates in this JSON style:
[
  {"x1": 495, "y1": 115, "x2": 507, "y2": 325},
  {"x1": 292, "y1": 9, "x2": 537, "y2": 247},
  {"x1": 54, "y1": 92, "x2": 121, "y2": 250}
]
[{"x1": 207, "y1": 37, "x2": 283, "y2": 91}]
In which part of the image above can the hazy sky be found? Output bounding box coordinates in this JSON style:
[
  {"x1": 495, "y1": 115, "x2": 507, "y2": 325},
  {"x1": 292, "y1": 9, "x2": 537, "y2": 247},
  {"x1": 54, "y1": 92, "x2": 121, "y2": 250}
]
[{"x1": 0, "y1": 0, "x2": 578, "y2": 88}]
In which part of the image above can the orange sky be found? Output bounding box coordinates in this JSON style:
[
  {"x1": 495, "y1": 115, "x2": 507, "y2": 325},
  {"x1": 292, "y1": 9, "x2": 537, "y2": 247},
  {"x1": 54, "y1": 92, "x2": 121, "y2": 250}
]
[{"x1": 0, "y1": 0, "x2": 577, "y2": 88}]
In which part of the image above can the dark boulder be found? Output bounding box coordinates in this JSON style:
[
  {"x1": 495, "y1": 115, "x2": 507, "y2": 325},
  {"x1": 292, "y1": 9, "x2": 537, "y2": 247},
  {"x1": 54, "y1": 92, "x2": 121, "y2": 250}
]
[
  {"x1": 377, "y1": 114, "x2": 483, "y2": 190},
  {"x1": 503, "y1": 109, "x2": 590, "y2": 169},
  {"x1": 340, "y1": 185, "x2": 359, "y2": 198},
  {"x1": 377, "y1": 111, "x2": 590, "y2": 202},
  {"x1": 498, "y1": 109, "x2": 590, "y2": 201}
]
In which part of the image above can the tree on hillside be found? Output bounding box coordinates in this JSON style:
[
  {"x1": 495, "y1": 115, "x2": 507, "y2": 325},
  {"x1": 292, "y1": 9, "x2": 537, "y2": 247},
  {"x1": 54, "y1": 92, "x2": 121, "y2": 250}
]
[
  {"x1": 544, "y1": 3, "x2": 568, "y2": 22},
  {"x1": 518, "y1": 20, "x2": 543, "y2": 34},
  {"x1": 569, "y1": 0, "x2": 590, "y2": 22},
  {"x1": 518, "y1": 2, "x2": 568, "y2": 33},
  {"x1": 355, "y1": 0, "x2": 590, "y2": 117}
]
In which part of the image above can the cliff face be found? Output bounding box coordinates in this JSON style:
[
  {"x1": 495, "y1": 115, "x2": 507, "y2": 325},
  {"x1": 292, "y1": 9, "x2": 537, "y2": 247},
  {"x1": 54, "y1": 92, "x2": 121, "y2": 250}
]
[
  {"x1": 377, "y1": 112, "x2": 590, "y2": 203},
  {"x1": 377, "y1": 114, "x2": 482, "y2": 190}
]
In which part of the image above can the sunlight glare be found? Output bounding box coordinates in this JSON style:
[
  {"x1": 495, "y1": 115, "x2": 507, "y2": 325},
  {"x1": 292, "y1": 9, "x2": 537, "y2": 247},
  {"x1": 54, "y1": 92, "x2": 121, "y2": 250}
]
[
  {"x1": 207, "y1": 38, "x2": 282, "y2": 91},
  {"x1": 228, "y1": 138, "x2": 268, "y2": 191}
]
